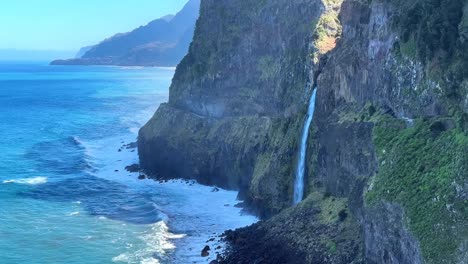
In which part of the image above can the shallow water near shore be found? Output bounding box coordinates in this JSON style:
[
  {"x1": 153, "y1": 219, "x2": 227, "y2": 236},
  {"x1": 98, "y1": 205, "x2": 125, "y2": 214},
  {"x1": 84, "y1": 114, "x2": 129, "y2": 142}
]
[{"x1": 0, "y1": 62, "x2": 257, "y2": 264}]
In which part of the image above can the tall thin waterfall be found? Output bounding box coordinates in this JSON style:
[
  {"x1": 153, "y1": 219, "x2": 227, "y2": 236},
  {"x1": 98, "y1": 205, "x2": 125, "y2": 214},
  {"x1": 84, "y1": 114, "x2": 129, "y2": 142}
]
[{"x1": 293, "y1": 88, "x2": 317, "y2": 205}]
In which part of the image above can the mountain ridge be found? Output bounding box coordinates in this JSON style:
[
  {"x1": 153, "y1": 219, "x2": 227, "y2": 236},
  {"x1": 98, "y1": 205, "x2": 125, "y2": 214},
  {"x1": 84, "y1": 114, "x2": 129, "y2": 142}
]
[{"x1": 51, "y1": 0, "x2": 200, "y2": 67}]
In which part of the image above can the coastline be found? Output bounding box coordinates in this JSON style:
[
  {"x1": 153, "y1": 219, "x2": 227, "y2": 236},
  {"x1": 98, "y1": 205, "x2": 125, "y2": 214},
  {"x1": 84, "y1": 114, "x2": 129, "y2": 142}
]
[
  {"x1": 85, "y1": 105, "x2": 258, "y2": 263},
  {"x1": 49, "y1": 62, "x2": 177, "y2": 71},
  {"x1": 0, "y1": 63, "x2": 256, "y2": 263}
]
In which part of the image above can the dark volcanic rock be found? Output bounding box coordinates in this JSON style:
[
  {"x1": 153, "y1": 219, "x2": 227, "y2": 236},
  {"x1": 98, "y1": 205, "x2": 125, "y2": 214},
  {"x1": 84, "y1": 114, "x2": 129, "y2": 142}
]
[
  {"x1": 220, "y1": 198, "x2": 364, "y2": 264},
  {"x1": 125, "y1": 164, "x2": 140, "y2": 173},
  {"x1": 124, "y1": 142, "x2": 138, "y2": 149},
  {"x1": 201, "y1": 245, "x2": 211, "y2": 257}
]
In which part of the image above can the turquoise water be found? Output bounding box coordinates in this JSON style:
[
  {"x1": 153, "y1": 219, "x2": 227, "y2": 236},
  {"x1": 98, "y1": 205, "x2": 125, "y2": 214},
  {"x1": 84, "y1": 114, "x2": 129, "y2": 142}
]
[
  {"x1": 0, "y1": 62, "x2": 257, "y2": 264},
  {"x1": 0, "y1": 62, "x2": 173, "y2": 263}
]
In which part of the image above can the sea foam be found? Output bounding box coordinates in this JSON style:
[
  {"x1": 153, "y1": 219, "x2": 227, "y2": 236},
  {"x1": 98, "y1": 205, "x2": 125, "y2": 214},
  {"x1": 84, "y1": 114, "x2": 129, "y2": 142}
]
[{"x1": 3, "y1": 177, "x2": 48, "y2": 185}]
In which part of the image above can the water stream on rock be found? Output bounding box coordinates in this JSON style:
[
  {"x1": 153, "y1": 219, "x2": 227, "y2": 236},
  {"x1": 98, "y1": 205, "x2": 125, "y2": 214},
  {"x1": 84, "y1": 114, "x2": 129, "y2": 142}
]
[{"x1": 293, "y1": 88, "x2": 317, "y2": 205}]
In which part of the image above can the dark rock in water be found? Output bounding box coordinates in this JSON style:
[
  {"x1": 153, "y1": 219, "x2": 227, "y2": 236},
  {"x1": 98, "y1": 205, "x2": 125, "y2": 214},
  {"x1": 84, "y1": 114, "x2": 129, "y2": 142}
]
[
  {"x1": 125, "y1": 164, "x2": 140, "y2": 173},
  {"x1": 118, "y1": 149, "x2": 122, "y2": 152},
  {"x1": 125, "y1": 142, "x2": 138, "y2": 149},
  {"x1": 234, "y1": 202, "x2": 244, "y2": 208},
  {"x1": 138, "y1": 174, "x2": 146, "y2": 180},
  {"x1": 211, "y1": 187, "x2": 220, "y2": 192},
  {"x1": 201, "y1": 245, "x2": 211, "y2": 257},
  {"x1": 114, "y1": 170, "x2": 119, "y2": 172}
]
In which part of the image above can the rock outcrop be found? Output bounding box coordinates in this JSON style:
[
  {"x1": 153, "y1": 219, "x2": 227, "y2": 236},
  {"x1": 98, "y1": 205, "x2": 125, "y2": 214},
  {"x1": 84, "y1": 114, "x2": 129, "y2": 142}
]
[{"x1": 139, "y1": 0, "x2": 468, "y2": 263}]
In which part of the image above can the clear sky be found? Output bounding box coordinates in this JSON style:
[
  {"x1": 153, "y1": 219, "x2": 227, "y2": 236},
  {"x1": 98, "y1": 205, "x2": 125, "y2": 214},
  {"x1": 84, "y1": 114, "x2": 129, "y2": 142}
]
[{"x1": 0, "y1": 0, "x2": 189, "y2": 51}]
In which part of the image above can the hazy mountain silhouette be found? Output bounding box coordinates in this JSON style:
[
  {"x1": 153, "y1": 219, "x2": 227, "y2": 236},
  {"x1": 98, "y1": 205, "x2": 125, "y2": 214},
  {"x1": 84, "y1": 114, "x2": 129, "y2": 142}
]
[{"x1": 52, "y1": 0, "x2": 200, "y2": 66}]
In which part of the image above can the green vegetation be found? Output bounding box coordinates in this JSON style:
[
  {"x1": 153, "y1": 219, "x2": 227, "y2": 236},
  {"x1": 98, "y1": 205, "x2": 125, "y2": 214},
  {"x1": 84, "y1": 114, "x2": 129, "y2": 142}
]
[
  {"x1": 258, "y1": 56, "x2": 280, "y2": 81},
  {"x1": 367, "y1": 114, "x2": 468, "y2": 264},
  {"x1": 391, "y1": 0, "x2": 468, "y2": 103},
  {"x1": 311, "y1": 0, "x2": 343, "y2": 63},
  {"x1": 397, "y1": 36, "x2": 418, "y2": 59},
  {"x1": 392, "y1": 0, "x2": 465, "y2": 63},
  {"x1": 305, "y1": 190, "x2": 360, "y2": 257},
  {"x1": 325, "y1": 240, "x2": 338, "y2": 254}
]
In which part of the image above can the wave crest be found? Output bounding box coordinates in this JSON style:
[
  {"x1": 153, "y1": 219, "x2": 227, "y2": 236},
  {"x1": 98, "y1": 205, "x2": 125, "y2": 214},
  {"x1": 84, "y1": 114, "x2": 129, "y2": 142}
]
[{"x1": 3, "y1": 177, "x2": 48, "y2": 185}]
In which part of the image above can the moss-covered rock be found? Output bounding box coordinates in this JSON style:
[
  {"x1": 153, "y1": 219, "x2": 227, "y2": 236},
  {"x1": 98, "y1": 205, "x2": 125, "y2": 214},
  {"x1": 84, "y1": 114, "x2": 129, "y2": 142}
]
[
  {"x1": 313, "y1": 0, "x2": 468, "y2": 263},
  {"x1": 367, "y1": 115, "x2": 468, "y2": 264},
  {"x1": 221, "y1": 194, "x2": 364, "y2": 264}
]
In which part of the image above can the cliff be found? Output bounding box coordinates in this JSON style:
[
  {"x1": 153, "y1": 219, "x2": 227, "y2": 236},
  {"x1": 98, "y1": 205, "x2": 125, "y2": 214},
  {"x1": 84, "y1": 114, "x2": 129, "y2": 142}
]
[
  {"x1": 139, "y1": 0, "x2": 468, "y2": 263},
  {"x1": 139, "y1": 0, "x2": 325, "y2": 216},
  {"x1": 51, "y1": 0, "x2": 200, "y2": 67}
]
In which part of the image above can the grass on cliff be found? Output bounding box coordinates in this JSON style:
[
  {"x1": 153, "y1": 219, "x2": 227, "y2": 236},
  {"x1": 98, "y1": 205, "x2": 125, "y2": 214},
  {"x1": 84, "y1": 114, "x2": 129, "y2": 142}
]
[{"x1": 367, "y1": 114, "x2": 468, "y2": 264}]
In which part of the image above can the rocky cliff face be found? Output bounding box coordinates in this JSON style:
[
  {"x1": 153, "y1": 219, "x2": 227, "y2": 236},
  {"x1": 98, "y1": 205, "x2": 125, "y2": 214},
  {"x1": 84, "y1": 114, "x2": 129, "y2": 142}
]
[
  {"x1": 139, "y1": 0, "x2": 468, "y2": 263},
  {"x1": 313, "y1": 1, "x2": 467, "y2": 263},
  {"x1": 139, "y1": 0, "x2": 325, "y2": 217}
]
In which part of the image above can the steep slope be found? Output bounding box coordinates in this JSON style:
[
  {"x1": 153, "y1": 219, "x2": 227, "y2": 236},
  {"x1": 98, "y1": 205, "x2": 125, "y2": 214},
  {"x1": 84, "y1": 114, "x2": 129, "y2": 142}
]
[
  {"x1": 51, "y1": 0, "x2": 200, "y2": 67},
  {"x1": 139, "y1": 0, "x2": 468, "y2": 263},
  {"x1": 312, "y1": 1, "x2": 468, "y2": 263},
  {"x1": 139, "y1": 0, "x2": 325, "y2": 217}
]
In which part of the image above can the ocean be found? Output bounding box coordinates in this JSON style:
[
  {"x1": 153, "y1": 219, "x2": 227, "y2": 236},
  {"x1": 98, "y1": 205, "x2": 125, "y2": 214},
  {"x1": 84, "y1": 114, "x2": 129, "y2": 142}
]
[{"x1": 0, "y1": 62, "x2": 257, "y2": 264}]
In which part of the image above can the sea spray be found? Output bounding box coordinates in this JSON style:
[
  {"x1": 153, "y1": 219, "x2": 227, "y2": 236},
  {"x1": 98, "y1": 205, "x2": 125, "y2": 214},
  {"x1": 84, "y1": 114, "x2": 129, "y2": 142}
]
[{"x1": 293, "y1": 88, "x2": 317, "y2": 205}]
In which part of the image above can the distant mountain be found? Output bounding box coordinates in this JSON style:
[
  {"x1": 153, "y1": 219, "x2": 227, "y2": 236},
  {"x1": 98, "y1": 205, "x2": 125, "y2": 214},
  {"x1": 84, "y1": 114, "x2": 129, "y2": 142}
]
[
  {"x1": 75, "y1": 45, "x2": 94, "y2": 58},
  {"x1": 51, "y1": 0, "x2": 200, "y2": 67},
  {"x1": 160, "y1": 15, "x2": 175, "y2": 22}
]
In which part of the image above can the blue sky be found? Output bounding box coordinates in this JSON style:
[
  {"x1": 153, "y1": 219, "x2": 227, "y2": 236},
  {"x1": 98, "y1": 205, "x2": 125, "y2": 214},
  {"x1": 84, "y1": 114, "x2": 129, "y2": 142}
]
[{"x1": 0, "y1": 0, "x2": 189, "y2": 51}]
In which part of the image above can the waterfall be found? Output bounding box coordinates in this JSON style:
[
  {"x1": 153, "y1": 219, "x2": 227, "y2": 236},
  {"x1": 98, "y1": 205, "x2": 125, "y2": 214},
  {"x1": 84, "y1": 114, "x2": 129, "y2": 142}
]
[{"x1": 293, "y1": 88, "x2": 317, "y2": 205}]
